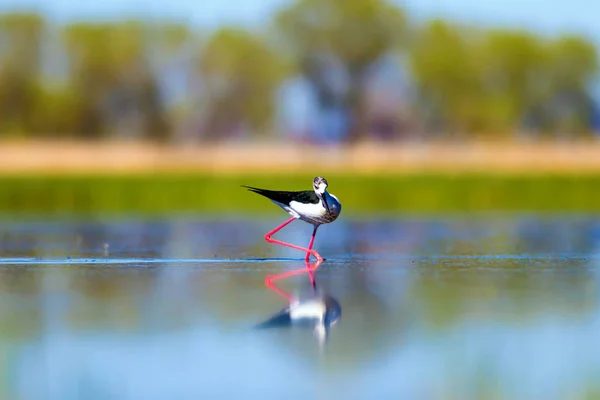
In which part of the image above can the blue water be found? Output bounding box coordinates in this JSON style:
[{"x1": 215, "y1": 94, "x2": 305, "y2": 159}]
[{"x1": 1, "y1": 214, "x2": 600, "y2": 399}]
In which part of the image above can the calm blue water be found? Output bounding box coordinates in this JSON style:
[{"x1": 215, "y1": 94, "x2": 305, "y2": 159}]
[{"x1": 1, "y1": 214, "x2": 600, "y2": 399}]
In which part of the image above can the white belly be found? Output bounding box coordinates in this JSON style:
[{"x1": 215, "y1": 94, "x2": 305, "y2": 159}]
[{"x1": 279, "y1": 192, "x2": 341, "y2": 225}]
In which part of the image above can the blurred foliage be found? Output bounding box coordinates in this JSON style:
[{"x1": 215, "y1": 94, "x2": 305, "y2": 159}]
[
  {"x1": 275, "y1": 0, "x2": 407, "y2": 69},
  {"x1": 0, "y1": 173, "x2": 599, "y2": 215},
  {"x1": 410, "y1": 21, "x2": 599, "y2": 136},
  {"x1": 0, "y1": 3, "x2": 598, "y2": 140},
  {"x1": 199, "y1": 28, "x2": 286, "y2": 138},
  {"x1": 274, "y1": 0, "x2": 408, "y2": 137}
]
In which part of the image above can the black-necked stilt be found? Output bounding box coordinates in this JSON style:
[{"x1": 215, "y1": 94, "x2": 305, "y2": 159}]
[
  {"x1": 255, "y1": 294, "x2": 342, "y2": 345},
  {"x1": 242, "y1": 176, "x2": 342, "y2": 261}
]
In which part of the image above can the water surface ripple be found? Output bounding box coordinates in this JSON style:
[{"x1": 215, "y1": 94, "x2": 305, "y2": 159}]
[{"x1": 1, "y1": 215, "x2": 600, "y2": 399}]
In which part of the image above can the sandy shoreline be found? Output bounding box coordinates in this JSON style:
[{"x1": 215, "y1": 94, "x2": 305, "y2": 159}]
[{"x1": 1, "y1": 139, "x2": 600, "y2": 174}]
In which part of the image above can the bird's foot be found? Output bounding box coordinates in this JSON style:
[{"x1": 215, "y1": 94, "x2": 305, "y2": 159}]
[{"x1": 306, "y1": 250, "x2": 323, "y2": 263}]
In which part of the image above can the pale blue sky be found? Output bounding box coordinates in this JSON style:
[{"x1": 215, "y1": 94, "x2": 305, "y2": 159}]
[{"x1": 1, "y1": 0, "x2": 599, "y2": 47}]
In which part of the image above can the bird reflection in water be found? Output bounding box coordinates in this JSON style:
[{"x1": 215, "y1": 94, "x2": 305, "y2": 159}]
[{"x1": 256, "y1": 258, "x2": 342, "y2": 346}]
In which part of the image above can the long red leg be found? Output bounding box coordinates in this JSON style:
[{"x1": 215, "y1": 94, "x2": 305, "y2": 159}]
[
  {"x1": 264, "y1": 217, "x2": 323, "y2": 261},
  {"x1": 305, "y1": 225, "x2": 319, "y2": 262},
  {"x1": 265, "y1": 258, "x2": 323, "y2": 301}
]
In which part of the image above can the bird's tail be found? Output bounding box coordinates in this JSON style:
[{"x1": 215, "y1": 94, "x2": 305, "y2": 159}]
[
  {"x1": 241, "y1": 185, "x2": 277, "y2": 199},
  {"x1": 254, "y1": 308, "x2": 292, "y2": 329}
]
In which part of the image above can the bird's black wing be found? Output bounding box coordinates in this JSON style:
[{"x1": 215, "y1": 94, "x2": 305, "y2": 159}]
[
  {"x1": 241, "y1": 186, "x2": 319, "y2": 205},
  {"x1": 254, "y1": 306, "x2": 292, "y2": 329}
]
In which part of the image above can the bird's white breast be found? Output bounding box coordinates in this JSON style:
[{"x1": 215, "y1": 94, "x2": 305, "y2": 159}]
[
  {"x1": 289, "y1": 200, "x2": 327, "y2": 219},
  {"x1": 290, "y1": 299, "x2": 326, "y2": 321},
  {"x1": 277, "y1": 191, "x2": 341, "y2": 225}
]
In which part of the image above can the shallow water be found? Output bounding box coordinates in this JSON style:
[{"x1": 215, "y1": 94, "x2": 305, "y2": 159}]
[{"x1": 1, "y1": 214, "x2": 600, "y2": 399}]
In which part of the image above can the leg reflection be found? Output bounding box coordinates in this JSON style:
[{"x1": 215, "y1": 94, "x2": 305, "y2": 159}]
[
  {"x1": 258, "y1": 258, "x2": 341, "y2": 345},
  {"x1": 264, "y1": 258, "x2": 322, "y2": 302}
]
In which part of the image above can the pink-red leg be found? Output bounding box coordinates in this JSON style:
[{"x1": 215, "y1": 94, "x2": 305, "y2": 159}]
[
  {"x1": 264, "y1": 217, "x2": 323, "y2": 261},
  {"x1": 305, "y1": 225, "x2": 319, "y2": 262},
  {"x1": 265, "y1": 258, "x2": 322, "y2": 301}
]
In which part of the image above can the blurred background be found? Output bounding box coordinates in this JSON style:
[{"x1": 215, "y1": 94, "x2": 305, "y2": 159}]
[
  {"x1": 1, "y1": 0, "x2": 600, "y2": 144},
  {"x1": 3, "y1": 2, "x2": 600, "y2": 398},
  {"x1": 1, "y1": 0, "x2": 600, "y2": 214}
]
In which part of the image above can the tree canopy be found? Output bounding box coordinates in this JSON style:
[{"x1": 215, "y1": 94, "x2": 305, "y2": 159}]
[{"x1": 0, "y1": 4, "x2": 597, "y2": 141}]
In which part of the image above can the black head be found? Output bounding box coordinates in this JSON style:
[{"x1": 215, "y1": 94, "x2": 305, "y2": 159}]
[{"x1": 313, "y1": 176, "x2": 328, "y2": 195}]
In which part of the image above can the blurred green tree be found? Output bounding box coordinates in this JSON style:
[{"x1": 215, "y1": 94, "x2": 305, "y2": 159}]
[
  {"x1": 409, "y1": 20, "x2": 480, "y2": 136},
  {"x1": 274, "y1": 0, "x2": 408, "y2": 139},
  {"x1": 478, "y1": 30, "x2": 547, "y2": 134},
  {"x1": 199, "y1": 28, "x2": 286, "y2": 139},
  {"x1": 275, "y1": 0, "x2": 407, "y2": 72},
  {"x1": 410, "y1": 21, "x2": 599, "y2": 137},
  {"x1": 542, "y1": 35, "x2": 599, "y2": 136},
  {"x1": 62, "y1": 21, "x2": 170, "y2": 139},
  {"x1": 0, "y1": 10, "x2": 597, "y2": 141},
  {"x1": 0, "y1": 13, "x2": 45, "y2": 136}
]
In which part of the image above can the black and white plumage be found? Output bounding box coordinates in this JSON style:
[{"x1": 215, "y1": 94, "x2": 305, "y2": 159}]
[
  {"x1": 255, "y1": 294, "x2": 342, "y2": 344},
  {"x1": 242, "y1": 176, "x2": 342, "y2": 226}
]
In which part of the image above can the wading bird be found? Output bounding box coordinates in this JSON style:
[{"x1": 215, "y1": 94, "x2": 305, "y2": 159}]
[
  {"x1": 255, "y1": 292, "x2": 342, "y2": 345},
  {"x1": 242, "y1": 176, "x2": 342, "y2": 261},
  {"x1": 258, "y1": 258, "x2": 341, "y2": 346}
]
